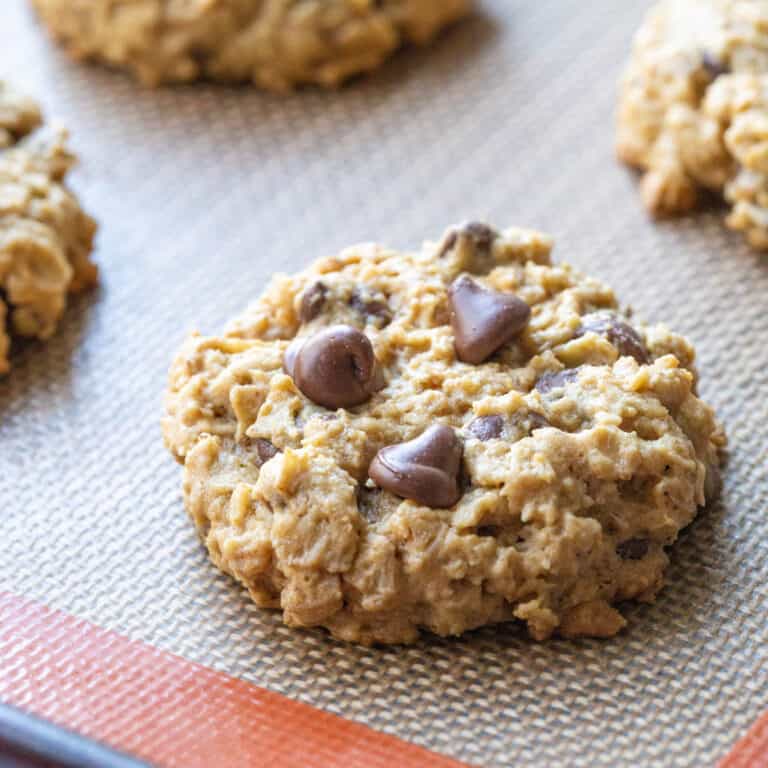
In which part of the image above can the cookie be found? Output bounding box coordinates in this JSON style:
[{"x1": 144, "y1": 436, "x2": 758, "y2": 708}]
[
  {"x1": 617, "y1": 0, "x2": 768, "y2": 248},
  {"x1": 0, "y1": 82, "x2": 97, "y2": 375},
  {"x1": 162, "y1": 222, "x2": 725, "y2": 645},
  {"x1": 30, "y1": 0, "x2": 471, "y2": 91}
]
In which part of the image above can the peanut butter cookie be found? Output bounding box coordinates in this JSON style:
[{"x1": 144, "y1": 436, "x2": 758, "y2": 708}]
[
  {"x1": 617, "y1": 0, "x2": 768, "y2": 248},
  {"x1": 31, "y1": 0, "x2": 471, "y2": 91},
  {"x1": 0, "y1": 82, "x2": 97, "y2": 375},
  {"x1": 163, "y1": 223, "x2": 725, "y2": 644}
]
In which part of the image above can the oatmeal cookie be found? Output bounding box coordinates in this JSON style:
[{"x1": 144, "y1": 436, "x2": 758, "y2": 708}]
[
  {"x1": 0, "y1": 82, "x2": 97, "y2": 374},
  {"x1": 30, "y1": 0, "x2": 471, "y2": 91},
  {"x1": 162, "y1": 222, "x2": 725, "y2": 645},
  {"x1": 617, "y1": 0, "x2": 768, "y2": 249}
]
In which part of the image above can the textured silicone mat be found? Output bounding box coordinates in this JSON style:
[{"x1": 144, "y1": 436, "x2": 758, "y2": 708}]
[
  {"x1": 0, "y1": 594, "x2": 464, "y2": 768},
  {"x1": 1, "y1": 1, "x2": 767, "y2": 766}
]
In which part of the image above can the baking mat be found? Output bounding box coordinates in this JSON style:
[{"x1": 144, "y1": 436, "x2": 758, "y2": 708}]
[
  {"x1": 723, "y1": 712, "x2": 768, "y2": 768},
  {"x1": 0, "y1": 593, "x2": 463, "y2": 768},
  {"x1": 0, "y1": 1, "x2": 766, "y2": 766}
]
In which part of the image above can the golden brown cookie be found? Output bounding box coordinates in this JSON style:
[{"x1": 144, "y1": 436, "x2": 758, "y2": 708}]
[
  {"x1": 617, "y1": 0, "x2": 768, "y2": 248},
  {"x1": 0, "y1": 82, "x2": 97, "y2": 374},
  {"x1": 30, "y1": 0, "x2": 471, "y2": 91},
  {"x1": 163, "y1": 222, "x2": 725, "y2": 644}
]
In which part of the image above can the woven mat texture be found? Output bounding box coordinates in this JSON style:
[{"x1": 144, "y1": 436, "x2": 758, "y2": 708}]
[{"x1": 1, "y1": 1, "x2": 766, "y2": 766}]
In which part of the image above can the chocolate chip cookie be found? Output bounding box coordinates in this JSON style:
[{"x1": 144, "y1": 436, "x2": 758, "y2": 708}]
[
  {"x1": 30, "y1": 0, "x2": 470, "y2": 91},
  {"x1": 162, "y1": 222, "x2": 725, "y2": 644},
  {"x1": 0, "y1": 82, "x2": 97, "y2": 375},
  {"x1": 617, "y1": 0, "x2": 768, "y2": 248}
]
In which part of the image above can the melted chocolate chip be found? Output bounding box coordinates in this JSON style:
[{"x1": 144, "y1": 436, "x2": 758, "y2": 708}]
[
  {"x1": 576, "y1": 312, "x2": 650, "y2": 364},
  {"x1": 535, "y1": 368, "x2": 579, "y2": 394},
  {"x1": 243, "y1": 437, "x2": 280, "y2": 467},
  {"x1": 616, "y1": 538, "x2": 649, "y2": 560},
  {"x1": 349, "y1": 289, "x2": 392, "y2": 327},
  {"x1": 469, "y1": 411, "x2": 548, "y2": 443},
  {"x1": 463, "y1": 222, "x2": 497, "y2": 249},
  {"x1": 466, "y1": 415, "x2": 504, "y2": 441},
  {"x1": 368, "y1": 425, "x2": 463, "y2": 508},
  {"x1": 437, "y1": 222, "x2": 498, "y2": 258},
  {"x1": 702, "y1": 51, "x2": 729, "y2": 79},
  {"x1": 448, "y1": 275, "x2": 531, "y2": 364},
  {"x1": 283, "y1": 325, "x2": 383, "y2": 409},
  {"x1": 527, "y1": 411, "x2": 550, "y2": 431},
  {"x1": 299, "y1": 281, "x2": 328, "y2": 323},
  {"x1": 254, "y1": 438, "x2": 279, "y2": 465}
]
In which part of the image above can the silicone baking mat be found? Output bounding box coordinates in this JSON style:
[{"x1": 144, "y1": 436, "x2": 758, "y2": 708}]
[{"x1": 1, "y1": 1, "x2": 767, "y2": 766}]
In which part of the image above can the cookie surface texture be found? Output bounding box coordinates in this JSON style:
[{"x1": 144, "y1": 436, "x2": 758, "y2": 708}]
[
  {"x1": 163, "y1": 222, "x2": 725, "y2": 645},
  {"x1": 617, "y1": 0, "x2": 768, "y2": 248},
  {"x1": 0, "y1": 81, "x2": 97, "y2": 375},
  {"x1": 30, "y1": 0, "x2": 471, "y2": 91}
]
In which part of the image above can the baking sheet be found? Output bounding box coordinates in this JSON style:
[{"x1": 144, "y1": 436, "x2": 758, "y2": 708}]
[{"x1": 1, "y1": 1, "x2": 767, "y2": 766}]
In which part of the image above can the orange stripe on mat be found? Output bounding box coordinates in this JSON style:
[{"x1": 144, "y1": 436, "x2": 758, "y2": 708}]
[
  {"x1": 720, "y1": 711, "x2": 768, "y2": 768},
  {"x1": 0, "y1": 593, "x2": 468, "y2": 768}
]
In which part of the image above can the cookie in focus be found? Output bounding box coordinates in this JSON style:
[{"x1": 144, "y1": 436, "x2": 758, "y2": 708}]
[{"x1": 162, "y1": 222, "x2": 725, "y2": 645}]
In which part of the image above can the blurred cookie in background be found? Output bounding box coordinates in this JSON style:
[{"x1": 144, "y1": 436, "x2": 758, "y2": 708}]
[
  {"x1": 30, "y1": 0, "x2": 472, "y2": 92},
  {"x1": 0, "y1": 81, "x2": 97, "y2": 375},
  {"x1": 617, "y1": 0, "x2": 768, "y2": 249}
]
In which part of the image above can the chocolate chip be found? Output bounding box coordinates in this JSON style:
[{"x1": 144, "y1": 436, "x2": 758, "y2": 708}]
[
  {"x1": 283, "y1": 337, "x2": 302, "y2": 378},
  {"x1": 535, "y1": 368, "x2": 579, "y2": 394},
  {"x1": 466, "y1": 415, "x2": 504, "y2": 441},
  {"x1": 243, "y1": 437, "x2": 280, "y2": 467},
  {"x1": 616, "y1": 538, "x2": 649, "y2": 560},
  {"x1": 437, "y1": 222, "x2": 497, "y2": 258},
  {"x1": 469, "y1": 411, "x2": 548, "y2": 443},
  {"x1": 299, "y1": 281, "x2": 328, "y2": 324},
  {"x1": 527, "y1": 412, "x2": 550, "y2": 431},
  {"x1": 448, "y1": 275, "x2": 531, "y2": 364},
  {"x1": 349, "y1": 289, "x2": 392, "y2": 327},
  {"x1": 511, "y1": 409, "x2": 550, "y2": 436},
  {"x1": 283, "y1": 325, "x2": 383, "y2": 409},
  {"x1": 463, "y1": 222, "x2": 497, "y2": 249},
  {"x1": 702, "y1": 52, "x2": 729, "y2": 79},
  {"x1": 368, "y1": 425, "x2": 463, "y2": 508},
  {"x1": 575, "y1": 312, "x2": 650, "y2": 364},
  {"x1": 254, "y1": 438, "x2": 279, "y2": 465}
]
